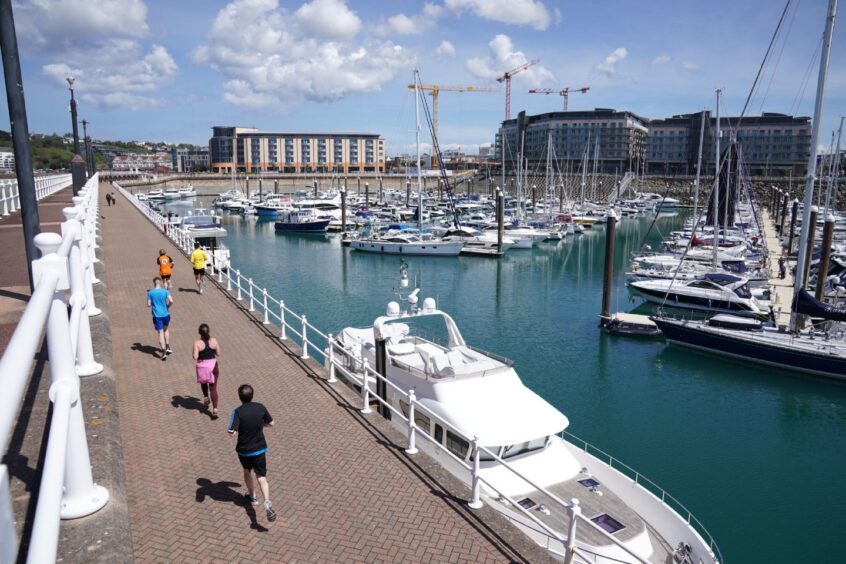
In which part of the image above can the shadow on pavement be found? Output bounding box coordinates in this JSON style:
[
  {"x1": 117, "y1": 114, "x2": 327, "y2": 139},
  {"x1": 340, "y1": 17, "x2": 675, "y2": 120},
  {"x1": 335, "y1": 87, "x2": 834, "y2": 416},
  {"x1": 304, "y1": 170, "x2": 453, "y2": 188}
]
[
  {"x1": 195, "y1": 478, "x2": 268, "y2": 532},
  {"x1": 131, "y1": 342, "x2": 161, "y2": 357}
]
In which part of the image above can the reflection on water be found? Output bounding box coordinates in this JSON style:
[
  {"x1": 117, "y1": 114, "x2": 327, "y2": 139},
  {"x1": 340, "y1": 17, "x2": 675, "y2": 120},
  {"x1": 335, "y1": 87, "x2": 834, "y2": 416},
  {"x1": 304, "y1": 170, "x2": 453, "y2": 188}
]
[{"x1": 156, "y1": 194, "x2": 846, "y2": 563}]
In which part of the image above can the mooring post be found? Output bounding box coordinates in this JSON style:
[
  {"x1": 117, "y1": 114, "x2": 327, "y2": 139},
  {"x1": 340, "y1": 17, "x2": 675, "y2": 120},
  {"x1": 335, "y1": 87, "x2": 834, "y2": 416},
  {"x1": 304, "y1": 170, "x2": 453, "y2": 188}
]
[
  {"x1": 340, "y1": 186, "x2": 347, "y2": 233},
  {"x1": 802, "y1": 206, "x2": 818, "y2": 287},
  {"x1": 815, "y1": 214, "x2": 836, "y2": 299},
  {"x1": 496, "y1": 189, "x2": 504, "y2": 254},
  {"x1": 786, "y1": 199, "x2": 799, "y2": 255},
  {"x1": 374, "y1": 337, "x2": 389, "y2": 419},
  {"x1": 600, "y1": 210, "x2": 617, "y2": 325},
  {"x1": 778, "y1": 193, "x2": 789, "y2": 236}
]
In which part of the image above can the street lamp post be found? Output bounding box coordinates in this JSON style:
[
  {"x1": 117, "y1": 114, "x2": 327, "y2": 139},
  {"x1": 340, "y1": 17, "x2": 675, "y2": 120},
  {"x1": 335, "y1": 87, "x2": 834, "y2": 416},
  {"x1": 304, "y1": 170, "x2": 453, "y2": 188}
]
[
  {"x1": 82, "y1": 118, "x2": 95, "y2": 174},
  {"x1": 67, "y1": 77, "x2": 85, "y2": 194}
]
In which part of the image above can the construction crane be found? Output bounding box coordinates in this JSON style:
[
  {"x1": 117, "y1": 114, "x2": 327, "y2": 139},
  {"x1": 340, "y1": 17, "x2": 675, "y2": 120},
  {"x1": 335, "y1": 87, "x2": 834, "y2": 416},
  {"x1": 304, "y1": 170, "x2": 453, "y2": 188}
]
[
  {"x1": 407, "y1": 84, "x2": 499, "y2": 168},
  {"x1": 528, "y1": 86, "x2": 590, "y2": 111},
  {"x1": 496, "y1": 59, "x2": 539, "y2": 121}
]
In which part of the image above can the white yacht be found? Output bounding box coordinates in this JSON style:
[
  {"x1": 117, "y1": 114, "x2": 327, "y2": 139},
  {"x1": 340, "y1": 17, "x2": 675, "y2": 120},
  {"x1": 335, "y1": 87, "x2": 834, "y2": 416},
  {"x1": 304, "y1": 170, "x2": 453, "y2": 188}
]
[
  {"x1": 351, "y1": 230, "x2": 464, "y2": 256},
  {"x1": 330, "y1": 267, "x2": 721, "y2": 564},
  {"x1": 147, "y1": 188, "x2": 164, "y2": 200},
  {"x1": 627, "y1": 273, "x2": 769, "y2": 319},
  {"x1": 163, "y1": 187, "x2": 181, "y2": 200},
  {"x1": 178, "y1": 185, "x2": 197, "y2": 198}
]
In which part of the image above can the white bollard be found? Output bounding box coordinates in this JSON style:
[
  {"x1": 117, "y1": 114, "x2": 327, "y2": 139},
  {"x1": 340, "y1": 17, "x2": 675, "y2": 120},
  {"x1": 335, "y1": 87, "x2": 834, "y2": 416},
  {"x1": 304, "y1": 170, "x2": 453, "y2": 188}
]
[
  {"x1": 236, "y1": 270, "x2": 242, "y2": 301},
  {"x1": 327, "y1": 334, "x2": 337, "y2": 383},
  {"x1": 468, "y1": 437, "x2": 483, "y2": 509},
  {"x1": 360, "y1": 359, "x2": 372, "y2": 414},
  {"x1": 405, "y1": 389, "x2": 418, "y2": 454},
  {"x1": 301, "y1": 315, "x2": 309, "y2": 359},
  {"x1": 262, "y1": 289, "x2": 269, "y2": 324},
  {"x1": 279, "y1": 301, "x2": 287, "y2": 340},
  {"x1": 248, "y1": 279, "x2": 255, "y2": 312},
  {"x1": 62, "y1": 207, "x2": 103, "y2": 376}
]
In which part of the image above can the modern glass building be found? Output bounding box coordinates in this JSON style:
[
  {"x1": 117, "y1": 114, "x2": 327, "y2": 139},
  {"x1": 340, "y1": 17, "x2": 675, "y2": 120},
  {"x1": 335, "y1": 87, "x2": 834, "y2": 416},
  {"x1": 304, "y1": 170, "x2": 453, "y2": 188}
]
[
  {"x1": 647, "y1": 112, "x2": 811, "y2": 177},
  {"x1": 209, "y1": 126, "x2": 385, "y2": 174},
  {"x1": 495, "y1": 109, "x2": 650, "y2": 174}
]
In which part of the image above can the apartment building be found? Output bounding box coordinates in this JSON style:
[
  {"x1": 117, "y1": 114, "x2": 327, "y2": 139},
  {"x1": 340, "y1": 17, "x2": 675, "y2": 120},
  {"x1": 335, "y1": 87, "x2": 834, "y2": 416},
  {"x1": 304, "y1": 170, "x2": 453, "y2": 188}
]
[{"x1": 209, "y1": 126, "x2": 385, "y2": 174}]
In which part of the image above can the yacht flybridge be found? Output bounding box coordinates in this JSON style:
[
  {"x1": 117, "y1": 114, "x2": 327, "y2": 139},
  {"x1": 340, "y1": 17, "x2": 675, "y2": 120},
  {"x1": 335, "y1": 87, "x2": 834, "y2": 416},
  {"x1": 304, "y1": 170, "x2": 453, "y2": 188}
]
[{"x1": 330, "y1": 265, "x2": 721, "y2": 564}]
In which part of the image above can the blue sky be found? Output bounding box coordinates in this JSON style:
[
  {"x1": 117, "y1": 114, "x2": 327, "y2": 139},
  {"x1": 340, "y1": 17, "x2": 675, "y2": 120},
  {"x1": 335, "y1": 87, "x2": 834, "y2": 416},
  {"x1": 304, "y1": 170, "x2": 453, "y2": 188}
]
[{"x1": 4, "y1": 0, "x2": 845, "y2": 155}]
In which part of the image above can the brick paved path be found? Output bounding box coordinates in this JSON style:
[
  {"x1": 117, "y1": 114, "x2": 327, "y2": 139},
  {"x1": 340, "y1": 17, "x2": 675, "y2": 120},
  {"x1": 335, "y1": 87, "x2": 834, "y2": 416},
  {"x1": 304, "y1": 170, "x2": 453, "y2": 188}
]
[
  {"x1": 104, "y1": 187, "x2": 552, "y2": 563},
  {"x1": 0, "y1": 186, "x2": 75, "y2": 353}
]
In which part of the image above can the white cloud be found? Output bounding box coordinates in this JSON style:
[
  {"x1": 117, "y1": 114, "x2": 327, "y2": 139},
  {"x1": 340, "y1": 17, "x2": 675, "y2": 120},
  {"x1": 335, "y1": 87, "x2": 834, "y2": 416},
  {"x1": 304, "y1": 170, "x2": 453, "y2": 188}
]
[
  {"x1": 196, "y1": 0, "x2": 414, "y2": 108},
  {"x1": 652, "y1": 54, "x2": 671, "y2": 65},
  {"x1": 16, "y1": 0, "x2": 149, "y2": 50},
  {"x1": 42, "y1": 42, "x2": 178, "y2": 110},
  {"x1": 445, "y1": 0, "x2": 552, "y2": 30},
  {"x1": 295, "y1": 0, "x2": 361, "y2": 39},
  {"x1": 681, "y1": 60, "x2": 700, "y2": 71},
  {"x1": 597, "y1": 47, "x2": 627, "y2": 76},
  {"x1": 436, "y1": 40, "x2": 456, "y2": 57},
  {"x1": 466, "y1": 34, "x2": 553, "y2": 86},
  {"x1": 423, "y1": 2, "x2": 445, "y2": 18},
  {"x1": 16, "y1": 0, "x2": 176, "y2": 110},
  {"x1": 385, "y1": 13, "x2": 419, "y2": 35}
]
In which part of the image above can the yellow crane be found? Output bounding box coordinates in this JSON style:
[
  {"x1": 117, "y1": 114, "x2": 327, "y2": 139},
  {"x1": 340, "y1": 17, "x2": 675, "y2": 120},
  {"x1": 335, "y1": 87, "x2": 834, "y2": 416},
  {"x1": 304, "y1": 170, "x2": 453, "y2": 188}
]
[{"x1": 407, "y1": 84, "x2": 499, "y2": 168}]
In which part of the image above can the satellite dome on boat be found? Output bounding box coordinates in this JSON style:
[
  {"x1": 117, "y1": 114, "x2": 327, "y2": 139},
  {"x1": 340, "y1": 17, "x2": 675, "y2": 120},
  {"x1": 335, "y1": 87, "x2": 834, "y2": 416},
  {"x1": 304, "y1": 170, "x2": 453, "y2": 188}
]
[
  {"x1": 386, "y1": 301, "x2": 400, "y2": 317},
  {"x1": 423, "y1": 297, "x2": 436, "y2": 312}
]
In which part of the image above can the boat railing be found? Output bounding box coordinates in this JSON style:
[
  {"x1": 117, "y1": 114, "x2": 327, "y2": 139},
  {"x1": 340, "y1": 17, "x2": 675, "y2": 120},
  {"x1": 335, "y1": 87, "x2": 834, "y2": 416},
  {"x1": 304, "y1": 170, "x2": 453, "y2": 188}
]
[
  {"x1": 562, "y1": 429, "x2": 723, "y2": 564},
  {"x1": 115, "y1": 182, "x2": 717, "y2": 564},
  {"x1": 0, "y1": 174, "x2": 109, "y2": 563}
]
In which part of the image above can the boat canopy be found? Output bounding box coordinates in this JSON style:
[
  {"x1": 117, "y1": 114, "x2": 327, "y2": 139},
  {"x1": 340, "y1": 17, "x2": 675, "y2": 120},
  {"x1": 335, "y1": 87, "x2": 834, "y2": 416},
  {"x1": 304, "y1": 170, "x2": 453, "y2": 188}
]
[
  {"x1": 701, "y1": 273, "x2": 743, "y2": 285},
  {"x1": 419, "y1": 373, "x2": 569, "y2": 447}
]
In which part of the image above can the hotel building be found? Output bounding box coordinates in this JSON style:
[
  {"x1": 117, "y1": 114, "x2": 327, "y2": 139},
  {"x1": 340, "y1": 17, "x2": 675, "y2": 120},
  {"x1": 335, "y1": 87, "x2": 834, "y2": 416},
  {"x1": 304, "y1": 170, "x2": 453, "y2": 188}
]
[{"x1": 209, "y1": 127, "x2": 385, "y2": 174}]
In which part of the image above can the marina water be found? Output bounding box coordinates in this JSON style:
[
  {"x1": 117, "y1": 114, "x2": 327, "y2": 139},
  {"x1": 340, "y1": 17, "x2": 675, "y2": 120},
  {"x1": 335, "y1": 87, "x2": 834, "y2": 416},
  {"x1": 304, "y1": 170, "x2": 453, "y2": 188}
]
[{"x1": 164, "y1": 196, "x2": 846, "y2": 563}]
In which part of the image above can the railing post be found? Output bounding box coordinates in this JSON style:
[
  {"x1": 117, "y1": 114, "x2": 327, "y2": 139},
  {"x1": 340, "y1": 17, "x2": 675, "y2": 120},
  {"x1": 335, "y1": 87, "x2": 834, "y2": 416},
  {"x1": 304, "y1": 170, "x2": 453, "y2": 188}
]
[
  {"x1": 35, "y1": 233, "x2": 109, "y2": 523},
  {"x1": 468, "y1": 437, "x2": 483, "y2": 509},
  {"x1": 70, "y1": 201, "x2": 102, "y2": 317},
  {"x1": 226, "y1": 268, "x2": 232, "y2": 291},
  {"x1": 62, "y1": 207, "x2": 103, "y2": 376},
  {"x1": 327, "y1": 334, "x2": 337, "y2": 383},
  {"x1": 279, "y1": 301, "x2": 287, "y2": 340},
  {"x1": 360, "y1": 359, "x2": 372, "y2": 414},
  {"x1": 236, "y1": 269, "x2": 242, "y2": 300},
  {"x1": 8, "y1": 182, "x2": 16, "y2": 213},
  {"x1": 248, "y1": 278, "x2": 255, "y2": 311},
  {"x1": 1, "y1": 185, "x2": 8, "y2": 216},
  {"x1": 301, "y1": 315, "x2": 309, "y2": 359},
  {"x1": 262, "y1": 288, "x2": 269, "y2": 324},
  {"x1": 563, "y1": 498, "x2": 581, "y2": 564},
  {"x1": 217, "y1": 263, "x2": 223, "y2": 284},
  {"x1": 405, "y1": 389, "x2": 418, "y2": 454}
]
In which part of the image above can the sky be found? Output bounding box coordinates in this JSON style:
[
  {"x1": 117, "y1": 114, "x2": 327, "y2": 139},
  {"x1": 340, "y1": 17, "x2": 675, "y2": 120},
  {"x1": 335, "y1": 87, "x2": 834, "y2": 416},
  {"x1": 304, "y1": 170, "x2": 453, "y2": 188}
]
[{"x1": 3, "y1": 0, "x2": 845, "y2": 155}]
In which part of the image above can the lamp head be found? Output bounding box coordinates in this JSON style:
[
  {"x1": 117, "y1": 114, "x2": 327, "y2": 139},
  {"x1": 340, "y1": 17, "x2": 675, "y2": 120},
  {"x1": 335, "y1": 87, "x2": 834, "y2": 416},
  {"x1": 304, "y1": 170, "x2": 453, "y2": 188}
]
[{"x1": 66, "y1": 77, "x2": 75, "y2": 88}]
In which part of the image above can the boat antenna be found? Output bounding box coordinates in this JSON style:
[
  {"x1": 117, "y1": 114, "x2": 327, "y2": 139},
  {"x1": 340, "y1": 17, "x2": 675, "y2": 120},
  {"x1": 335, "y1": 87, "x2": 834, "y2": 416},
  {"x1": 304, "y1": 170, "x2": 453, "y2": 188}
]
[{"x1": 790, "y1": 0, "x2": 838, "y2": 333}]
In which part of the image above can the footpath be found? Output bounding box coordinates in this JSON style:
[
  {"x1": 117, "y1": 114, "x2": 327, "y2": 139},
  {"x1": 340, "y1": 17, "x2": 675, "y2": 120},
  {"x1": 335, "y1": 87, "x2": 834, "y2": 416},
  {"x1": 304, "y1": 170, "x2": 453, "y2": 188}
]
[{"x1": 103, "y1": 185, "x2": 552, "y2": 562}]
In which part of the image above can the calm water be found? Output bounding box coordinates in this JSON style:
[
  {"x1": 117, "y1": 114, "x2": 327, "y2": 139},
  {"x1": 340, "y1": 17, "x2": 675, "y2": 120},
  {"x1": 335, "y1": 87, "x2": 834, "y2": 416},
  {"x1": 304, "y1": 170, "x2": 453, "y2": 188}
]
[{"x1": 163, "y1": 196, "x2": 846, "y2": 563}]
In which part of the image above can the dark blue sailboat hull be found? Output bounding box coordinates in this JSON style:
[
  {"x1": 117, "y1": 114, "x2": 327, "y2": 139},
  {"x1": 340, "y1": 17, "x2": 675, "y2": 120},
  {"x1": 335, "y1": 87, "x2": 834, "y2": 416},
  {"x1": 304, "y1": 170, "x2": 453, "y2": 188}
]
[
  {"x1": 274, "y1": 219, "x2": 330, "y2": 233},
  {"x1": 653, "y1": 318, "x2": 846, "y2": 380}
]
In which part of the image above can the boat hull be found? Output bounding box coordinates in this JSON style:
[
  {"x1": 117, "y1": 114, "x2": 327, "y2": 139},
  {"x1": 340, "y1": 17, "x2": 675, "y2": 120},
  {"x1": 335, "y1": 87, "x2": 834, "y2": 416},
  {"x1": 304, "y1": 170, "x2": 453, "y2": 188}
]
[
  {"x1": 653, "y1": 318, "x2": 846, "y2": 380},
  {"x1": 274, "y1": 219, "x2": 330, "y2": 233},
  {"x1": 350, "y1": 240, "x2": 464, "y2": 256}
]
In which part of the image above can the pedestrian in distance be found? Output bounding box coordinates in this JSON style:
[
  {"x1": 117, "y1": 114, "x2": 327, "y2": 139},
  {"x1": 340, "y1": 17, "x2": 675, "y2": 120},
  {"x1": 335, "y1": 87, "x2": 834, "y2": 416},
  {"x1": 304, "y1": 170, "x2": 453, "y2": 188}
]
[
  {"x1": 146, "y1": 276, "x2": 173, "y2": 360},
  {"x1": 193, "y1": 323, "x2": 221, "y2": 419},
  {"x1": 156, "y1": 249, "x2": 175, "y2": 289},
  {"x1": 105, "y1": 193, "x2": 112, "y2": 206},
  {"x1": 228, "y1": 384, "x2": 276, "y2": 522},
  {"x1": 190, "y1": 242, "x2": 209, "y2": 294},
  {"x1": 778, "y1": 256, "x2": 786, "y2": 279},
  {"x1": 111, "y1": 192, "x2": 117, "y2": 205}
]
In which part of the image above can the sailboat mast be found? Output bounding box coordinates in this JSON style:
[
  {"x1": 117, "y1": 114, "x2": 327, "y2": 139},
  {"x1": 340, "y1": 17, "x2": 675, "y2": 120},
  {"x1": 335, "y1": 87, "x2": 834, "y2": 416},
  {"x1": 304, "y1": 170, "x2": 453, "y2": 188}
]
[
  {"x1": 414, "y1": 71, "x2": 423, "y2": 231},
  {"x1": 581, "y1": 131, "x2": 590, "y2": 206},
  {"x1": 546, "y1": 130, "x2": 552, "y2": 219},
  {"x1": 693, "y1": 109, "x2": 706, "y2": 222},
  {"x1": 791, "y1": 0, "x2": 838, "y2": 332},
  {"x1": 712, "y1": 89, "x2": 722, "y2": 270}
]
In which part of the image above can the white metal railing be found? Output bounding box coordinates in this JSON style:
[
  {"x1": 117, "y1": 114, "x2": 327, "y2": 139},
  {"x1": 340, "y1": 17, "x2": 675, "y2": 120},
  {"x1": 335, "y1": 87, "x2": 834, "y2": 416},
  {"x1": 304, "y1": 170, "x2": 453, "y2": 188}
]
[
  {"x1": 0, "y1": 174, "x2": 72, "y2": 219},
  {"x1": 114, "y1": 181, "x2": 720, "y2": 564},
  {"x1": 0, "y1": 173, "x2": 108, "y2": 563}
]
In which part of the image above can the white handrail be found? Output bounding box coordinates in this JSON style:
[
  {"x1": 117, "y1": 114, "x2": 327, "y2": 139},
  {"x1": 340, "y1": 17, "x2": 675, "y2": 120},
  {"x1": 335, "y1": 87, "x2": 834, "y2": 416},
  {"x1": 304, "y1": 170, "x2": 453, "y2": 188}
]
[
  {"x1": 113, "y1": 180, "x2": 720, "y2": 564},
  {"x1": 0, "y1": 173, "x2": 108, "y2": 563},
  {"x1": 0, "y1": 174, "x2": 71, "y2": 220}
]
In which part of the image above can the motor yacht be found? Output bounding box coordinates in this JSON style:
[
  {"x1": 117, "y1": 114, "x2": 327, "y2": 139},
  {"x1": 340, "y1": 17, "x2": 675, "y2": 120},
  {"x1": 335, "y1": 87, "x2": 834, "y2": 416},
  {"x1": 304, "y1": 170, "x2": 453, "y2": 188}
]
[
  {"x1": 351, "y1": 230, "x2": 464, "y2": 256},
  {"x1": 274, "y1": 209, "x2": 331, "y2": 233},
  {"x1": 627, "y1": 273, "x2": 769, "y2": 319},
  {"x1": 330, "y1": 266, "x2": 721, "y2": 564}
]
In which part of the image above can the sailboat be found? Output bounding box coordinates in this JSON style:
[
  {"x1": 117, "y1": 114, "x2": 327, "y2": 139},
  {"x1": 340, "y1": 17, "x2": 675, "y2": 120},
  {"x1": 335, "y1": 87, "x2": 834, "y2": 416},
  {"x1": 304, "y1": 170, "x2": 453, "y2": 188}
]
[
  {"x1": 351, "y1": 71, "x2": 463, "y2": 256},
  {"x1": 652, "y1": 0, "x2": 846, "y2": 381}
]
